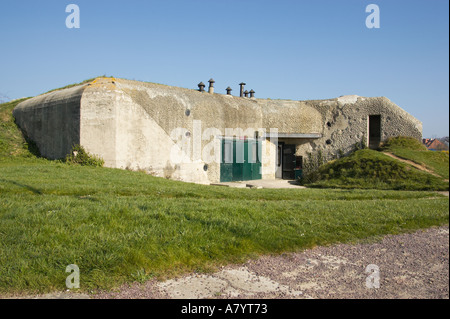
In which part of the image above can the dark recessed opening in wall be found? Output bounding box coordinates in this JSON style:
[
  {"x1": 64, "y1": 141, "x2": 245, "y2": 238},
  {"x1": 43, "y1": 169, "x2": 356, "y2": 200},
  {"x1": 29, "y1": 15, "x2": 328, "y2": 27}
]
[
  {"x1": 326, "y1": 139, "x2": 332, "y2": 145},
  {"x1": 327, "y1": 122, "x2": 332, "y2": 127},
  {"x1": 185, "y1": 131, "x2": 191, "y2": 138},
  {"x1": 368, "y1": 115, "x2": 381, "y2": 149},
  {"x1": 203, "y1": 164, "x2": 208, "y2": 171},
  {"x1": 185, "y1": 109, "x2": 191, "y2": 116}
]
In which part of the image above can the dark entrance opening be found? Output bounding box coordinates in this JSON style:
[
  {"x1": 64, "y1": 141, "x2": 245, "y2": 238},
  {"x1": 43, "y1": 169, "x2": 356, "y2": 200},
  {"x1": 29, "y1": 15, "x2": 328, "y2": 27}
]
[
  {"x1": 282, "y1": 144, "x2": 296, "y2": 180},
  {"x1": 368, "y1": 115, "x2": 381, "y2": 149}
]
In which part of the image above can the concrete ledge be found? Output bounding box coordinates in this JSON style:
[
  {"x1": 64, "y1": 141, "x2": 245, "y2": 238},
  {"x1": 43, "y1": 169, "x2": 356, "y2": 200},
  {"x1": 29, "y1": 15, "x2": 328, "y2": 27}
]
[
  {"x1": 211, "y1": 180, "x2": 306, "y2": 189},
  {"x1": 263, "y1": 133, "x2": 322, "y2": 139},
  {"x1": 245, "y1": 179, "x2": 306, "y2": 189},
  {"x1": 210, "y1": 182, "x2": 248, "y2": 189}
]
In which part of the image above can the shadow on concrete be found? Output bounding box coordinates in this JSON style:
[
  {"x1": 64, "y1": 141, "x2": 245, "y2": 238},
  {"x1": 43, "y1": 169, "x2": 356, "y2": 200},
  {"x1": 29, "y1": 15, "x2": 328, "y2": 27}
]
[{"x1": 16, "y1": 126, "x2": 41, "y2": 158}]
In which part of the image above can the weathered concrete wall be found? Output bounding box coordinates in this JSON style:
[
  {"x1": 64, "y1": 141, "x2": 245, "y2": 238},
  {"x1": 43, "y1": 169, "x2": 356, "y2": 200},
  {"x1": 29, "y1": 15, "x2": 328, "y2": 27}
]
[
  {"x1": 115, "y1": 79, "x2": 327, "y2": 182},
  {"x1": 298, "y1": 95, "x2": 423, "y2": 160},
  {"x1": 114, "y1": 84, "x2": 210, "y2": 184},
  {"x1": 13, "y1": 77, "x2": 422, "y2": 184},
  {"x1": 262, "y1": 139, "x2": 277, "y2": 180},
  {"x1": 13, "y1": 85, "x2": 85, "y2": 159},
  {"x1": 78, "y1": 78, "x2": 211, "y2": 183},
  {"x1": 80, "y1": 79, "x2": 118, "y2": 167}
]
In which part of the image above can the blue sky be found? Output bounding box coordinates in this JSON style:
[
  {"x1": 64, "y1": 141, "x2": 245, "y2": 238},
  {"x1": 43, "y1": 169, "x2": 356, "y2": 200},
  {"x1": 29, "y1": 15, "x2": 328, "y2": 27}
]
[{"x1": 0, "y1": 0, "x2": 448, "y2": 137}]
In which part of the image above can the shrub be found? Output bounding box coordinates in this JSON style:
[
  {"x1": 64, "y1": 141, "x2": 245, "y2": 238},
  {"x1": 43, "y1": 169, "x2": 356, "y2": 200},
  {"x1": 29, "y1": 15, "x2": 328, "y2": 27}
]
[
  {"x1": 300, "y1": 150, "x2": 328, "y2": 184},
  {"x1": 361, "y1": 135, "x2": 368, "y2": 149},
  {"x1": 65, "y1": 145, "x2": 104, "y2": 167}
]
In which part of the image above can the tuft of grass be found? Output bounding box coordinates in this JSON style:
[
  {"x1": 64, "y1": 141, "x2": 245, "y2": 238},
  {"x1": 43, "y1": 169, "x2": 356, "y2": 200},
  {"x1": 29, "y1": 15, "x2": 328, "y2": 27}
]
[{"x1": 65, "y1": 145, "x2": 104, "y2": 167}]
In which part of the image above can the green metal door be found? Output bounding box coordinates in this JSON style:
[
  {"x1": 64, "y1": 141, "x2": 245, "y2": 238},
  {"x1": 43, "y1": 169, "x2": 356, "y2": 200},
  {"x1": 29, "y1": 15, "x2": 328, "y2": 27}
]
[
  {"x1": 220, "y1": 139, "x2": 234, "y2": 182},
  {"x1": 253, "y1": 140, "x2": 262, "y2": 180},
  {"x1": 220, "y1": 139, "x2": 262, "y2": 182},
  {"x1": 247, "y1": 140, "x2": 262, "y2": 181},
  {"x1": 242, "y1": 140, "x2": 253, "y2": 181}
]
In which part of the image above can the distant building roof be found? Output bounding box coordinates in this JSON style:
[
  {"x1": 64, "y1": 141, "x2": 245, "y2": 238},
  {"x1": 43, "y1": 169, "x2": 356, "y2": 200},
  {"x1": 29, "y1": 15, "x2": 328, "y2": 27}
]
[{"x1": 423, "y1": 138, "x2": 449, "y2": 151}]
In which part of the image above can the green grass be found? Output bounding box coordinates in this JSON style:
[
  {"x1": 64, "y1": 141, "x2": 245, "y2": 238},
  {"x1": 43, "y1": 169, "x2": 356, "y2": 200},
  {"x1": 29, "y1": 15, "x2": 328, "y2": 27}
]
[
  {"x1": 0, "y1": 98, "x2": 34, "y2": 158},
  {"x1": 0, "y1": 101, "x2": 449, "y2": 295},
  {"x1": 0, "y1": 157, "x2": 448, "y2": 294},
  {"x1": 381, "y1": 136, "x2": 449, "y2": 180},
  {"x1": 305, "y1": 148, "x2": 449, "y2": 191}
]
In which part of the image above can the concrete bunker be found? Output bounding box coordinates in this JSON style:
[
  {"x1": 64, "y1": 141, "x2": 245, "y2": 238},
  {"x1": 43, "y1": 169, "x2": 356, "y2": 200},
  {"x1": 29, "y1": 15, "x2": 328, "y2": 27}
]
[{"x1": 13, "y1": 77, "x2": 423, "y2": 184}]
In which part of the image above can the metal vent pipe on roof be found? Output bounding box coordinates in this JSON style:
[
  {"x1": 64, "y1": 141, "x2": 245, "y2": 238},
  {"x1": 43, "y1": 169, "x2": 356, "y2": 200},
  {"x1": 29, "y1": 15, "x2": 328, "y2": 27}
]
[
  {"x1": 208, "y1": 78, "x2": 215, "y2": 94},
  {"x1": 239, "y1": 82, "x2": 246, "y2": 97},
  {"x1": 198, "y1": 82, "x2": 206, "y2": 92}
]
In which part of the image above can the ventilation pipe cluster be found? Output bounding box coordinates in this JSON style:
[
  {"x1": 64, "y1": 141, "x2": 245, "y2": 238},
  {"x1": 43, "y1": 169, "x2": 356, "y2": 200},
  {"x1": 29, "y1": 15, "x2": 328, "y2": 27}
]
[
  {"x1": 198, "y1": 79, "x2": 215, "y2": 94},
  {"x1": 197, "y1": 79, "x2": 255, "y2": 98},
  {"x1": 238, "y1": 82, "x2": 255, "y2": 98}
]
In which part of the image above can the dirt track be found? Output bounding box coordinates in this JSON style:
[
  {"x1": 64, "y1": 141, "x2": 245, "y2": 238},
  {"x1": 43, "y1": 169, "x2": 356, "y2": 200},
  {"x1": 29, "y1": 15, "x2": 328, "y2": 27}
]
[{"x1": 382, "y1": 152, "x2": 443, "y2": 178}]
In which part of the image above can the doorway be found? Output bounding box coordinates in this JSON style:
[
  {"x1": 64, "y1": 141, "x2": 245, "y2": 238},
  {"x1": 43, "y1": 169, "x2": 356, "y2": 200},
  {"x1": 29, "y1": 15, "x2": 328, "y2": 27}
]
[
  {"x1": 282, "y1": 144, "x2": 296, "y2": 180},
  {"x1": 220, "y1": 138, "x2": 262, "y2": 182},
  {"x1": 368, "y1": 115, "x2": 381, "y2": 149}
]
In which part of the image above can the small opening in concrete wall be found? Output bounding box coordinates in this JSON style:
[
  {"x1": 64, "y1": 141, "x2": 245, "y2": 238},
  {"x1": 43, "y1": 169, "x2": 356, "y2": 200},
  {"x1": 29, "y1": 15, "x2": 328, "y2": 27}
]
[
  {"x1": 185, "y1": 109, "x2": 191, "y2": 116},
  {"x1": 203, "y1": 164, "x2": 209, "y2": 171},
  {"x1": 327, "y1": 122, "x2": 332, "y2": 127},
  {"x1": 326, "y1": 139, "x2": 332, "y2": 145},
  {"x1": 185, "y1": 131, "x2": 191, "y2": 138},
  {"x1": 368, "y1": 115, "x2": 381, "y2": 149}
]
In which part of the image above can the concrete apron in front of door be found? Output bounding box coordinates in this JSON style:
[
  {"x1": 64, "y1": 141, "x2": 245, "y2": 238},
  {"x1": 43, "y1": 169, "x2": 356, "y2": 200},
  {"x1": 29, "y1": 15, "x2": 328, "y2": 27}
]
[{"x1": 211, "y1": 179, "x2": 306, "y2": 189}]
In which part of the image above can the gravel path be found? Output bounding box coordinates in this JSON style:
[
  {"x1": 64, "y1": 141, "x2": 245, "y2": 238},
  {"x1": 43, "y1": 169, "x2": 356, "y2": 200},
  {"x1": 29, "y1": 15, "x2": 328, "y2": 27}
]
[
  {"x1": 4, "y1": 226, "x2": 448, "y2": 299},
  {"x1": 95, "y1": 226, "x2": 449, "y2": 299}
]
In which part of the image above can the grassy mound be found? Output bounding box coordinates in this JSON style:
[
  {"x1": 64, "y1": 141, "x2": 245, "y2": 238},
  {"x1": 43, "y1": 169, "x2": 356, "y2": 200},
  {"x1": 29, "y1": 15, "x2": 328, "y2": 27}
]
[
  {"x1": 382, "y1": 136, "x2": 449, "y2": 179},
  {"x1": 305, "y1": 149, "x2": 448, "y2": 191},
  {"x1": 381, "y1": 136, "x2": 427, "y2": 151}
]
